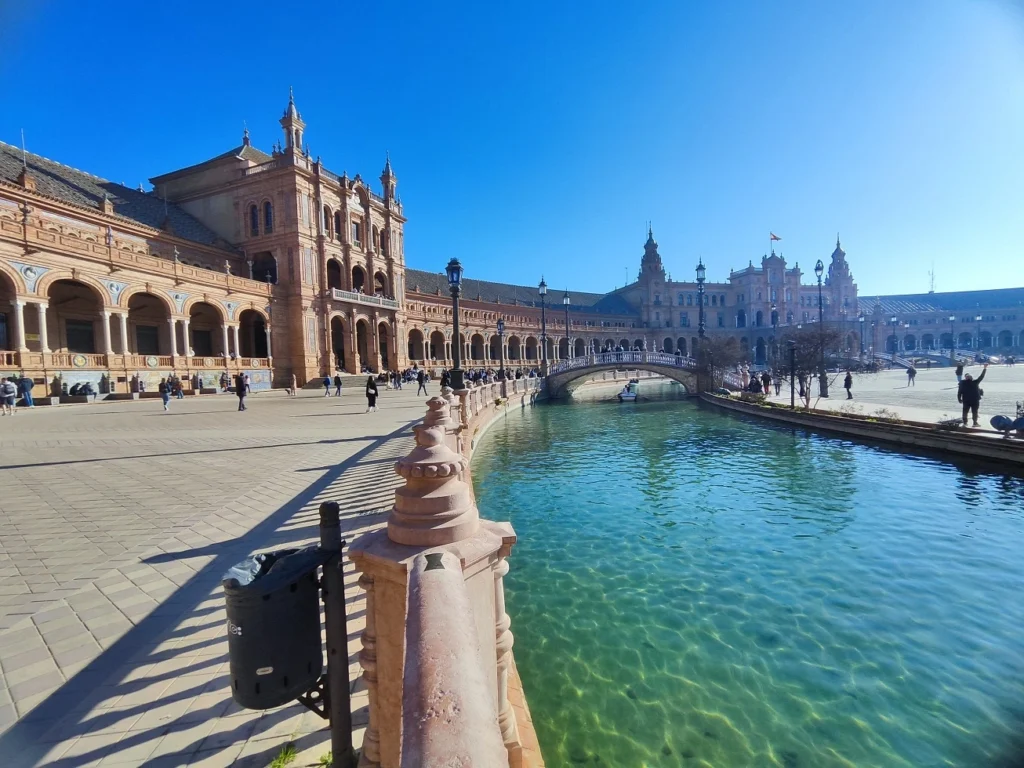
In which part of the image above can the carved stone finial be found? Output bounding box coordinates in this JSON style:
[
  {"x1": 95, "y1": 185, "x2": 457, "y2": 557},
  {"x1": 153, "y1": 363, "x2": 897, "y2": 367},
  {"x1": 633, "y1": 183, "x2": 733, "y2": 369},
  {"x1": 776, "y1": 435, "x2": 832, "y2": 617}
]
[{"x1": 388, "y1": 398, "x2": 479, "y2": 546}]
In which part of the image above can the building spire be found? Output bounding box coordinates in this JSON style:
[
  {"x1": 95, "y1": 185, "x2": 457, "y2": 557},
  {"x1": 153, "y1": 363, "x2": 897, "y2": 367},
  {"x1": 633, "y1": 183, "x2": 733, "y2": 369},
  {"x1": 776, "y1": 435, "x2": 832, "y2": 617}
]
[
  {"x1": 242, "y1": 120, "x2": 250, "y2": 147},
  {"x1": 382, "y1": 150, "x2": 393, "y2": 176}
]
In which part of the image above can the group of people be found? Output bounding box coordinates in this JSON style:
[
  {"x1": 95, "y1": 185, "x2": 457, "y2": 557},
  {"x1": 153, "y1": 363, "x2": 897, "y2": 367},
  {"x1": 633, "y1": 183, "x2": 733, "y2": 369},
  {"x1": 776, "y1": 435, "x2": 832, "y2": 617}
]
[{"x1": 0, "y1": 374, "x2": 36, "y2": 414}]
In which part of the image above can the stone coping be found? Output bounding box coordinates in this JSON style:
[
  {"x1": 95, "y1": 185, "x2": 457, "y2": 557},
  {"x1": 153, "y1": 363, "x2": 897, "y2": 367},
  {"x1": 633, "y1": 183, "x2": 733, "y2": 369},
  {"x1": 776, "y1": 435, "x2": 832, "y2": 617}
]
[{"x1": 701, "y1": 393, "x2": 1024, "y2": 468}]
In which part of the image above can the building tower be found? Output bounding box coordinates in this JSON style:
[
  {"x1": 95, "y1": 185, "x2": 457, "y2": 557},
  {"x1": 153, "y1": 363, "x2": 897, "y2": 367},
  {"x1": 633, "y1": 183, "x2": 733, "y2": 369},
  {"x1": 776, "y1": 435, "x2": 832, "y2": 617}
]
[
  {"x1": 279, "y1": 87, "x2": 306, "y2": 152},
  {"x1": 380, "y1": 152, "x2": 397, "y2": 202},
  {"x1": 826, "y1": 234, "x2": 858, "y2": 317}
]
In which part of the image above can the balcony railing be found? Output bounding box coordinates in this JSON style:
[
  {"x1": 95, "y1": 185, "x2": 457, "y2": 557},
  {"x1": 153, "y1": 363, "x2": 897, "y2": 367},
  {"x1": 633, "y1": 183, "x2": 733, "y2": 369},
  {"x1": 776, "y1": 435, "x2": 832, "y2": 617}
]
[
  {"x1": 332, "y1": 288, "x2": 400, "y2": 309},
  {"x1": 242, "y1": 159, "x2": 281, "y2": 177}
]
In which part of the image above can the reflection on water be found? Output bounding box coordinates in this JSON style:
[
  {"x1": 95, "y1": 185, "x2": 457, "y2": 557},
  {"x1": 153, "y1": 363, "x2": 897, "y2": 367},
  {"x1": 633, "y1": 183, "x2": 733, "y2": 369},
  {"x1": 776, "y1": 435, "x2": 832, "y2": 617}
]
[{"x1": 473, "y1": 389, "x2": 1024, "y2": 767}]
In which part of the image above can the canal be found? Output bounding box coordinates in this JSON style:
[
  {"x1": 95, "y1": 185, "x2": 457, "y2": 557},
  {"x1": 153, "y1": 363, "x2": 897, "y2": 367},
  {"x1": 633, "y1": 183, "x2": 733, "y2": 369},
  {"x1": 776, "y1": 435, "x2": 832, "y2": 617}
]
[{"x1": 472, "y1": 383, "x2": 1024, "y2": 767}]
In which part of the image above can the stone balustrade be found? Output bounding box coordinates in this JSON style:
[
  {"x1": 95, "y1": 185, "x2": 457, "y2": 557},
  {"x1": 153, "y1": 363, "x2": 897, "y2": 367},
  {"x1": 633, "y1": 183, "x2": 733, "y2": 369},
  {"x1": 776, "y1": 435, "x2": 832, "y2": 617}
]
[{"x1": 349, "y1": 377, "x2": 544, "y2": 768}]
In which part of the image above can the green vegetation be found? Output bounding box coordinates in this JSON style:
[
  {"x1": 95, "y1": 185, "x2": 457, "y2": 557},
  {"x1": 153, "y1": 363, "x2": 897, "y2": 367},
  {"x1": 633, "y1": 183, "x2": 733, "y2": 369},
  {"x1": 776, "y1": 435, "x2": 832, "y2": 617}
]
[{"x1": 269, "y1": 743, "x2": 297, "y2": 768}]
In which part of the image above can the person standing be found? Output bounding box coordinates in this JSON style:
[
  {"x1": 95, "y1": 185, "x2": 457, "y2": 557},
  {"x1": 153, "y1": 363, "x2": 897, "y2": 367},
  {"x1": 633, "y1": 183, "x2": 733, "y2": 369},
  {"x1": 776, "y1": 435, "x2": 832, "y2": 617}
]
[
  {"x1": 774, "y1": 374, "x2": 782, "y2": 396},
  {"x1": 907, "y1": 365, "x2": 917, "y2": 387},
  {"x1": 18, "y1": 375, "x2": 34, "y2": 408},
  {"x1": 0, "y1": 377, "x2": 18, "y2": 416},
  {"x1": 844, "y1": 370, "x2": 854, "y2": 399},
  {"x1": 323, "y1": 374, "x2": 332, "y2": 396},
  {"x1": 955, "y1": 361, "x2": 964, "y2": 384},
  {"x1": 440, "y1": 368, "x2": 451, "y2": 389},
  {"x1": 760, "y1": 371, "x2": 771, "y2": 395},
  {"x1": 235, "y1": 373, "x2": 248, "y2": 411},
  {"x1": 957, "y1": 364, "x2": 987, "y2": 427},
  {"x1": 289, "y1": 373, "x2": 298, "y2": 396},
  {"x1": 365, "y1": 375, "x2": 379, "y2": 412},
  {"x1": 417, "y1": 368, "x2": 428, "y2": 396},
  {"x1": 158, "y1": 378, "x2": 170, "y2": 411},
  {"x1": 333, "y1": 373, "x2": 342, "y2": 397}
]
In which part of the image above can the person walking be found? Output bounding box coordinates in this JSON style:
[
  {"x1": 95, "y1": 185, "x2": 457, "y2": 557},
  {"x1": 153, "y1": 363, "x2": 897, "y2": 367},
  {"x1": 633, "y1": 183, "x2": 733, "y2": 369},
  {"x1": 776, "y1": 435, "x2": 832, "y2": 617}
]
[
  {"x1": 440, "y1": 368, "x2": 451, "y2": 389},
  {"x1": 417, "y1": 368, "x2": 428, "y2": 396},
  {"x1": 760, "y1": 371, "x2": 771, "y2": 395},
  {"x1": 235, "y1": 373, "x2": 248, "y2": 411},
  {"x1": 774, "y1": 374, "x2": 782, "y2": 396},
  {"x1": 333, "y1": 373, "x2": 343, "y2": 397},
  {"x1": 158, "y1": 377, "x2": 170, "y2": 411},
  {"x1": 1, "y1": 377, "x2": 18, "y2": 416},
  {"x1": 18, "y1": 375, "x2": 34, "y2": 408},
  {"x1": 323, "y1": 374, "x2": 332, "y2": 396},
  {"x1": 955, "y1": 361, "x2": 964, "y2": 384},
  {"x1": 365, "y1": 375, "x2": 379, "y2": 412},
  {"x1": 957, "y1": 364, "x2": 987, "y2": 427},
  {"x1": 844, "y1": 370, "x2": 854, "y2": 399},
  {"x1": 907, "y1": 365, "x2": 917, "y2": 387}
]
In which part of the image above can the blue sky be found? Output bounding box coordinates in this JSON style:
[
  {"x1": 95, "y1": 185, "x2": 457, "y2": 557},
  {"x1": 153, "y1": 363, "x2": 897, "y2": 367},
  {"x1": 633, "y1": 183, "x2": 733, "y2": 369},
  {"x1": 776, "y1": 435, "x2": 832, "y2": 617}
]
[{"x1": 2, "y1": 1, "x2": 1022, "y2": 295}]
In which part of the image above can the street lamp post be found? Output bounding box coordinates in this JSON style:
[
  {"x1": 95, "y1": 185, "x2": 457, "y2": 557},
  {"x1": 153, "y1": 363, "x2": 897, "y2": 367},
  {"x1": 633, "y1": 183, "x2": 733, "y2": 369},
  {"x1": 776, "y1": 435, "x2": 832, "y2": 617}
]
[
  {"x1": 446, "y1": 258, "x2": 465, "y2": 391},
  {"x1": 858, "y1": 314, "x2": 865, "y2": 358},
  {"x1": 949, "y1": 314, "x2": 956, "y2": 361},
  {"x1": 814, "y1": 259, "x2": 828, "y2": 397},
  {"x1": 538, "y1": 277, "x2": 548, "y2": 372},
  {"x1": 497, "y1": 317, "x2": 506, "y2": 380},
  {"x1": 696, "y1": 259, "x2": 706, "y2": 339},
  {"x1": 889, "y1": 315, "x2": 899, "y2": 361},
  {"x1": 788, "y1": 339, "x2": 797, "y2": 410},
  {"x1": 563, "y1": 290, "x2": 571, "y2": 359},
  {"x1": 975, "y1": 313, "x2": 983, "y2": 354},
  {"x1": 770, "y1": 301, "x2": 778, "y2": 363}
]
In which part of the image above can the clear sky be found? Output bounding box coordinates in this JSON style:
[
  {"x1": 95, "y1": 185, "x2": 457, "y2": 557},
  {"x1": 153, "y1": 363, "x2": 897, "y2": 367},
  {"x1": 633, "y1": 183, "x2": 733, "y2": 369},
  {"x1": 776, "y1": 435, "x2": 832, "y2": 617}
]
[{"x1": 2, "y1": 1, "x2": 1022, "y2": 296}]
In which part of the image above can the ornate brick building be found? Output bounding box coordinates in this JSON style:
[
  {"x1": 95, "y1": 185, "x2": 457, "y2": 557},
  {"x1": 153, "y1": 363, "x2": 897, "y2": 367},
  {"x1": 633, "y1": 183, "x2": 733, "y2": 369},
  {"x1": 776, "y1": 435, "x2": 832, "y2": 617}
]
[{"x1": 2, "y1": 93, "x2": 1021, "y2": 398}]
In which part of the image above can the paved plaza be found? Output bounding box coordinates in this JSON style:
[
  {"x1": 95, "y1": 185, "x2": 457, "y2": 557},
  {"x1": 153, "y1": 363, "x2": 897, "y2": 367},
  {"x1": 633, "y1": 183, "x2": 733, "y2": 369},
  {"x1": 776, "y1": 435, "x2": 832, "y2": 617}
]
[
  {"x1": 0, "y1": 385, "x2": 435, "y2": 767},
  {"x1": 767, "y1": 362, "x2": 1024, "y2": 428}
]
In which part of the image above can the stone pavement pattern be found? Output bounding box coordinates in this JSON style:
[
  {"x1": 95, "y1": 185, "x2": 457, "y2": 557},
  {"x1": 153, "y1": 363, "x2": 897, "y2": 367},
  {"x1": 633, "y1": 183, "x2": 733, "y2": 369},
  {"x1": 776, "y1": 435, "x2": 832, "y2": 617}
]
[
  {"x1": 0, "y1": 386, "x2": 435, "y2": 767},
  {"x1": 767, "y1": 363, "x2": 1024, "y2": 427}
]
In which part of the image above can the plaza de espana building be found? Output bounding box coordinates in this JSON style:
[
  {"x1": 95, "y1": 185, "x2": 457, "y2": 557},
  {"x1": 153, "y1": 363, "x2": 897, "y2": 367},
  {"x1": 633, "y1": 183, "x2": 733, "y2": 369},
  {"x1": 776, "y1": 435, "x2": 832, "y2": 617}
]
[{"x1": 2, "y1": 93, "x2": 1023, "y2": 397}]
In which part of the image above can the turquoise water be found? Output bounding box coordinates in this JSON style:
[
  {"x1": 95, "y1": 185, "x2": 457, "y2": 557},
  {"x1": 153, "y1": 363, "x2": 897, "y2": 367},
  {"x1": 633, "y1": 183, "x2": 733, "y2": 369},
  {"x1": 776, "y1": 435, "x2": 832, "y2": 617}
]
[{"x1": 472, "y1": 385, "x2": 1024, "y2": 767}]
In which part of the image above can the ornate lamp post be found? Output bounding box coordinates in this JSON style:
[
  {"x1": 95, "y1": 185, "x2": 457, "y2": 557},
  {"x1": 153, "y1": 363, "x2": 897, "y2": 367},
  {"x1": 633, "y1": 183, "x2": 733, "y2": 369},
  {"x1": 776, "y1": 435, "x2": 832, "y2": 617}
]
[
  {"x1": 497, "y1": 317, "x2": 506, "y2": 379},
  {"x1": 563, "y1": 290, "x2": 571, "y2": 359},
  {"x1": 975, "y1": 313, "x2": 983, "y2": 353},
  {"x1": 446, "y1": 258, "x2": 464, "y2": 391},
  {"x1": 889, "y1": 315, "x2": 898, "y2": 357},
  {"x1": 538, "y1": 277, "x2": 548, "y2": 371},
  {"x1": 858, "y1": 314, "x2": 865, "y2": 358},
  {"x1": 814, "y1": 259, "x2": 828, "y2": 397},
  {"x1": 696, "y1": 258, "x2": 706, "y2": 340},
  {"x1": 949, "y1": 314, "x2": 956, "y2": 361},
  {"x1": 770, "y1": 301, "x2": 778, "y2": 362}
]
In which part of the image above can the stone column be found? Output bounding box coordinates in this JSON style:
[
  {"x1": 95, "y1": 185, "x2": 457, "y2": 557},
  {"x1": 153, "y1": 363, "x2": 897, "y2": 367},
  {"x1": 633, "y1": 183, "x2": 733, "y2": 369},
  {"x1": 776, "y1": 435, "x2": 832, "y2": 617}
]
[
  {"x1": 101, "y1": 311, "x2": 114, "y2": 355},
  {"x1": 231, "y1": 325, "x2": 240, "y2": 357},
  {"x1": 265, "y1": 325, "x2": 272, "y2": 359},
  {"x1": 167, "y1": 318, "x2": 178, "y2": 357},
  {"x1": 494, "y1": 555, "x2": 518, "y2": 750},
  {"x1": 117, "y1": 312, "x2": 128, "y2": 355},
  {"x1": 181, "y1": 317, "x2": 191, "y2": 357},
  {"x1": 12, "y1": 300, "x2": 27, "y2": 351},
  {"x1": 36, "y1": 302, "x2": 50, "y2": 353},
  {"x1": 221, "y1": 324, "x2": 230, "y2": 357}
]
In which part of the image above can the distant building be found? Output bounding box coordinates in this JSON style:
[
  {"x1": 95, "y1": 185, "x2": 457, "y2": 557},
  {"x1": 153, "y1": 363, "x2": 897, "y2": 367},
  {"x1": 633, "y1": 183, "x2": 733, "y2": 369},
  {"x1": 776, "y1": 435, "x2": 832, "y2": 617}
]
[{"x1": 1, "y1": 95, "x2": 1021, "y2": 396}]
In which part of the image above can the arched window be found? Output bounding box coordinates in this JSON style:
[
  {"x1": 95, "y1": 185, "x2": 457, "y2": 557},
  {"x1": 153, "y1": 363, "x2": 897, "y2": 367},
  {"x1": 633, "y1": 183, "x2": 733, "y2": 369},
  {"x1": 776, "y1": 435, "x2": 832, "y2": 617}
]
[
  {"x1": 323, "y1": 206, "x2": 333, "y2": 238},
  {"x1": 677, "y1": 293, "x2": 684, "y2": 305},
  {"x1": 687, "y1": 295, "x2": 693, "y2": 306},
  {"x1": 720, "y1": 295, "x2": 725, "y2": 306},
  {"x1": 263, "y1": 202, "x2": 274, "y2": 234},
  {"x1": 249, "y1": 205, "x2": 259, "y2": 237},
  {"x1": 711, "y1": 295, "x2": 717, "y2": 306},
  {"x1": 334, "y1": 212, "x2": 343, "y2": 239}
]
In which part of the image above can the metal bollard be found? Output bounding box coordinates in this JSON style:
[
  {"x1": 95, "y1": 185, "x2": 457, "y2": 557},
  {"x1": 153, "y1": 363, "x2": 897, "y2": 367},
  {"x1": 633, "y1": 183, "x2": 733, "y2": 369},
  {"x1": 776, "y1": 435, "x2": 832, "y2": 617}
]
[{"x1": 319, "y1": 501, "x2": 355, "y2": 768}]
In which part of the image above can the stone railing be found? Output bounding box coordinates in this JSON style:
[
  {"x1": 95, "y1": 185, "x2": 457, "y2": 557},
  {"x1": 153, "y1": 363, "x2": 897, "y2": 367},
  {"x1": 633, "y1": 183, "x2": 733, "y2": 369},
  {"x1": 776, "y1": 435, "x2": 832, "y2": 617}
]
[
  {"x1": 242, "y1": 159, "x2": 281, "y2": 177},
  {"x1": 0, "y1": 351, "x2": 16, "y2": 367},
  {"x1": 349, "y1": 378, "x2": 544, "y2": 768},
  {"x1": 547, "y1": 350, "x2": 697, "y2": 376},
  {"x1": 331, "y1": 288, "x2": 400, "y2": 310}
]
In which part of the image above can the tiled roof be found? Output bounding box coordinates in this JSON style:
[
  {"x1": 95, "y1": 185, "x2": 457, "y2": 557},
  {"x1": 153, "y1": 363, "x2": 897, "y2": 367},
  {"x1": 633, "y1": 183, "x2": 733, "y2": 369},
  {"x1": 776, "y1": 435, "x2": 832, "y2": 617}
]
[
  {"x1": 0, "y1": 141, "x2": 226, "y2": 247},
  {"x1": 405, "y1": 269, "x2": 638, "y2": 315},
  {"x1": 150, "y1": 144, "x2": 273, "y2": 181},
  {"x1": 865, "y1": 287, "x2": 1024, "y2": 316}
]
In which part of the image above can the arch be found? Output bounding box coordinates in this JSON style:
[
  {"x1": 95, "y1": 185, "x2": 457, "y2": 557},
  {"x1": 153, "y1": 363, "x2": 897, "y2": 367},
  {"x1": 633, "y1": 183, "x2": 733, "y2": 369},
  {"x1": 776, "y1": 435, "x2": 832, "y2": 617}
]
[
  {"x1": 356, "y1": 319, "x2": 371, "y2": 371},
  {"x1": 548, "y1": 361, "x2": 698, "y2": 399},
  {"x1": 429, "y1": 330, "x2": 445, "y2": 360},
  {"x1": 737, "y1": 309, "x2": 747, "y2": 328},
  {"x1": 903, "y1": 334, "x2": 917, "y2": 351},
  {"x1": 116, "y1": 284, "x2": 174, "y2": 314},
  {"x1": 574, "y1": 338, "x2": 586, "y2": 357},
  {"x1": 662, "y1": 337, "x2": 673, "y2": 353},
  {"x1": 921, "y1": 333, "x2": 935, "y2": 350},
  {"x1": 676, "y1": 337, "x2": 687, "y2": 356},
  {"x1": 352, "y1": 265, "x2": 367, "y2": 292},
  {"x1": 373, "y1": 271, "x2": 389, "y2": 296},
  {"x1": 755, "y1": 310, "x2": 764, "y2": 327},
  {"x1": 998, "y1": 330, "x2": 1014, "y2": 348},
  {"x1": 470, "y1": 333, "x2": 485, "y2": 361},
  {"x1": 327, "y1": 259, "x2": 343, "y2": 290},
  {"x1": 711, "y1": 295, "x2": 717, "y2": 307},
  {"x1": 238, "y1": 308, "x2": 268, "y2": 358},
  {"x1": 35, "y1": 271, "x2": 109, "y2": 307},
  {"x1": 262, "y1": 201, "x2": 274, "y2": 234},
  {"x1": 940, "y1": 332, "x2": 954, "y2": 349},
  {"x1": 507, "y1": 335, "x2": 522, "y2": 360},
  {"x1": 251, "y1": 251, "x2": 277, "y2": 284},
  {"x1": 408, "y1": 328, "x2": 425, "y2": 361},
  {"x1": 957, "y1": 331, "x2": 972, "y2": 349},
  {"x1": 886, "y1": 334, "x2": 898, "y2": 353},
  {"x1": 489, "y1": 334, "x2": 501, "y2": 361},
  {"x1": 331, "y1": 315, "x2": 347, "y2": 371},
  {"x1": 755, "y1": 337, "x2": 767, "y2": 365},
  {"x1": 334, "y1": 211, "x2": 343, "y2": 240},
  {"x1": 633, "y1": 338, "x2": 643, "y2": 350},
  {"x1": 45, "y1": 279, "x2": 107, "y2": 354},
  {"x1": 558, "y1": 338, "x2": 570, "y2": 358},
  {"x1": 979, "y1": 330, "x2": 993, "y2": 348},
  {"x1": 249, "y1": 204, "x2": 259, "y2": 237},
  {"x1": 524, "y1": 336, "x2": 539, "y2": 361},
  {"x1": 181, "y1": 296, "x2": 226, "y2": 322},
  {"x1": 771, "y1": 310, "x2": 779, "y2": 327},
  {"x1": 126, "y1": 291, "x2": 172, "y2": 355},
  {"x1": 187, "y1": 301, "x2": 224, "y2": 356},
  {"x1": 377, "y1": 321, "x2": 391, "y2": 369}
]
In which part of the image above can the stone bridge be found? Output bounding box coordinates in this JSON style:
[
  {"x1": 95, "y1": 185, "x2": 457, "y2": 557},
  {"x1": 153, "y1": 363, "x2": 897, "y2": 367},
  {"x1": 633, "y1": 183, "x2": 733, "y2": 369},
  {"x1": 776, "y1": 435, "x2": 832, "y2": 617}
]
[{"x1": 546, "y1": 351, "x2": 707, "y2": 398}]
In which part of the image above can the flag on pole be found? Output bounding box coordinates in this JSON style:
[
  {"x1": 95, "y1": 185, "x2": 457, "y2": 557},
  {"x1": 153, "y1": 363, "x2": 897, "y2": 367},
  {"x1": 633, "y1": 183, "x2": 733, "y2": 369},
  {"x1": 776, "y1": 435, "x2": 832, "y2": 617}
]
[{"x1": 770, "y1": 232, "x2": 781, "y2": 241}]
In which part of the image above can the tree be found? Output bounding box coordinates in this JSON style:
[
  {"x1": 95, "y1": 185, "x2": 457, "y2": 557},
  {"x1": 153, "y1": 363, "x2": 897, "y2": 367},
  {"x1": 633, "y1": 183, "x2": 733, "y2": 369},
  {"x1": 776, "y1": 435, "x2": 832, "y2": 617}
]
[
  {"x1": 777, "y1": 325, "x2": 849, "y2": 407},
  {"x1": 694, "y1": 335, "x2": 747, "y2": 391}
]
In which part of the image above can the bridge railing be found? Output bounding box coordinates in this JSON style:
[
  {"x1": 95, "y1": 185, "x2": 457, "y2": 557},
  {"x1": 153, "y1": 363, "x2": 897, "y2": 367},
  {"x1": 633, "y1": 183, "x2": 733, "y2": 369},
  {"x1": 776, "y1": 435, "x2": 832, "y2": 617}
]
[{"x1": 548, "y1": 351, "x2": 697, "y2": 376}]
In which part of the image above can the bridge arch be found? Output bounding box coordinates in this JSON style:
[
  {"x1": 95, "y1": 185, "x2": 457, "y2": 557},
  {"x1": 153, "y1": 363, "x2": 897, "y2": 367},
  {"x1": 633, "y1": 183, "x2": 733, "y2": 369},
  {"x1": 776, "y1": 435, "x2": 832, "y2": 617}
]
[{"x1": 546, "y1": 352, "x2": 701, "y2": 399}]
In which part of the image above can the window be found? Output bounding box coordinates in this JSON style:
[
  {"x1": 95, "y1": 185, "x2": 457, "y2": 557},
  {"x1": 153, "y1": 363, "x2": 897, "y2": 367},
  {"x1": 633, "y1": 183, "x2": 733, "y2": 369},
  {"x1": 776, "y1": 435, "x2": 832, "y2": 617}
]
[
  {"x1": 680, "y1": 312, "x2": 689, "y2": 327},
  {"x1": 352, "y1": 220, "x2": 362, "y2": 244},
  {"x1": 66, "y1": 319, "x2": 96, "y2": 353},
  {"x1": 720, "y1": 295, "x2": 725, "y2": 306},
  {"x1": 717, "y1": 313, "x2": 724, "y2": 328},
  {"x1": 687, "y1": 295, "x2": 693, "y2": 306},
  {"x1": 677, "y1": 293, "x2": 684, "y2": 305},
  {"x1": 334, "y1": 212, "x2": 343, "y2": 238},
  {"x1": 249, "y1": 205, "x2": 259, "y2": 237},
  {"x1": 263, "y1": 202, "x2": 274, "y2": 234},
  {"x1": 711, "y1": 295, "x2": 717, "y2": 306},
  {"x1": 757, "y1": 291, "x2": 762, "y2": 301}
]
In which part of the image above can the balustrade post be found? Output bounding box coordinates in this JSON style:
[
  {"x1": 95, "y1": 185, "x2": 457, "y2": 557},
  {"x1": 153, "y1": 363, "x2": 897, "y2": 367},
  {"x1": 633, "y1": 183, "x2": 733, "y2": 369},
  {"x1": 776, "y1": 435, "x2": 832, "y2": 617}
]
[
  {"x1": 358, "y1": 573, "x2": 382, "y2": 767},
  {"x1": 494, "y1": 556, "x2": 519, "y2": 751},
  {"x1": 167, "y1": 318, "x2": 178, "y2": 357}
]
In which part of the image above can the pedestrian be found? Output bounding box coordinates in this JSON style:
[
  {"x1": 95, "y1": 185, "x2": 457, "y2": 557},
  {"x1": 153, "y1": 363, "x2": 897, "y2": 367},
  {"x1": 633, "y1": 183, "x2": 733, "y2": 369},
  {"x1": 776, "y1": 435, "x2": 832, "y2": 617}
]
[
  {"x1": 441, "y1": 368, "x2": 451, "y2": 389},
  {"x1": 955, "y1": 361, "x2": 964, "y2": 384},
  {"x1": 417, "y1": 368, "x2": 428, "y2": 396},
  {"x1": 844, "y1": 370, "x2": 853, "y2": 399},
  {"x1": 220, "y1": 372, "x2": 229, "y2": 392},
  {"x1": 907, "y1": 365, "x2": 917, "y2": 387},
  {"x1": 323, "y1": 374, "x2": 332, "y2": 396},
  {"x1": 174, "y1": 376, "x2": 184, "y2": 399},
  {"x1": 365, "y1": 375, "x2": 379, "y2": 412},
  {"x1": 334, "y1": 373, "x2": 343, "y2": 397},
  {"x1": 235, "y1": 373, "x2": 248, "y2": 411},
  {"x1": 289, "y1": 373, "x2": 298, "y2": 396},
  {"x1": 957, "y1": 364, "x2": 987, "y2": 427},
  {"x1": 158, "y1": 377, "x2": 170, "y2": 411},
  {"x1": 774, "y1": 374, "x2": 782, "y2": 396},
  {"x1": 760, "y1": 371, "x2": 771, "y2": 395},
  {"x1": 17, "y1": 375, "x2": 34, "y2": 408},
  {"x1": 0, "y1": 377, "x2": 17, "y2": 416},
  {"x1": 740, "y1": 366, "x2": 750, "y2": 389}
]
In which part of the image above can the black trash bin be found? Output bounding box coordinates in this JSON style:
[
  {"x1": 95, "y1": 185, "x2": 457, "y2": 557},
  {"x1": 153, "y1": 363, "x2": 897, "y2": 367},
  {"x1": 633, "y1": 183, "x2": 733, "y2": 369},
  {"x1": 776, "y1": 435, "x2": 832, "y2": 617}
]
[{"x1": 223, "y1": 546, "x2": 329, "y2": 710}]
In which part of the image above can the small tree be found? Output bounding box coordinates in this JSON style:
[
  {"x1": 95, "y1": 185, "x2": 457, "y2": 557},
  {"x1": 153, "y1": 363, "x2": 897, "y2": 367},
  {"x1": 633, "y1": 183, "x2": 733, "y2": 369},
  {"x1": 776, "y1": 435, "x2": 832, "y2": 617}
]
[
  {"x1": 777, "y1": 325, "x2": 847, "y2": 408},
  {"x1": 694, "y1": 335, "x2": 747, "y2": 391}
]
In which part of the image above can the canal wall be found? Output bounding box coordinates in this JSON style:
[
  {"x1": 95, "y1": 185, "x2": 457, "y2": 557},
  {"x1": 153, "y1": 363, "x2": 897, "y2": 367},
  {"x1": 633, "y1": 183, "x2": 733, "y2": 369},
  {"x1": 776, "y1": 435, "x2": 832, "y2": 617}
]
[{"x1": 700, "y1": 393, "x2": 1024, "y2": 468}]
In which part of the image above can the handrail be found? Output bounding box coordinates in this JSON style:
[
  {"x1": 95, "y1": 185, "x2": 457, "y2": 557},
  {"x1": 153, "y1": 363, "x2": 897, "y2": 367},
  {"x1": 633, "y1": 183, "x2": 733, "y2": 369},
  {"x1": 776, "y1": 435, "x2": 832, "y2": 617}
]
[
  {"x1": 548, "y1": 351, "x2": 697, "y2": 376},
  {"x1": 331, "y1": 288, "x2": 400, "y2": 309}
]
